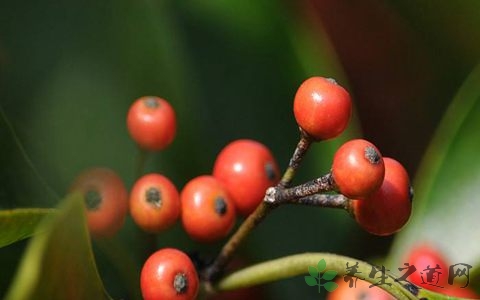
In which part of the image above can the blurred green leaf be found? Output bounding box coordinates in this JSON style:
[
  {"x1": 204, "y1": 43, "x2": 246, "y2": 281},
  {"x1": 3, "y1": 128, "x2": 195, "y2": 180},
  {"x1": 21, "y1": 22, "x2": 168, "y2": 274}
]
[
  {"x1": 304, "y1": 276, "x2": 318, "y2": 287},
  {"x1": 388, "y1": 64, "x2": 480, "y2": 277},
  {"x1": 4, "y1": 193, "x2": 110, "y2": 300},
  {"x1": 0, "y1": 208, "x2": 56, "y2": 248},
  {"x1": 322, "y1": 270, "x2": 337, "y2": 281}
]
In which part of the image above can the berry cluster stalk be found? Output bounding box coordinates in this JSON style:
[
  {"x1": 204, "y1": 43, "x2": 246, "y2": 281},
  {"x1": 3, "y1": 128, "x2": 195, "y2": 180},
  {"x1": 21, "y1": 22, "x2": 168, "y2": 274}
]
[
  {"x1": 203, "y1": 130, "x2": 345, "y2": 285},
  {"x1": 278, "y1": 129, "x2": 312, "y2": 188}
]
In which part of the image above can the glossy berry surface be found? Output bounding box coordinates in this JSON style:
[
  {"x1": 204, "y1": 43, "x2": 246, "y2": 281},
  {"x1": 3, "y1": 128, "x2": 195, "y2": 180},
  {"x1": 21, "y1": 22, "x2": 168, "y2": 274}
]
[
  {"x1": 353, "y1": 157, "x2": 412, "y2": 236},
  {"x1": 181, "y1": 175, "x2": 236, "y2": 242},
  {"x1": 70, "y1": 167, "x2": 128, "y2": 238},
  {"x1": 141, "y1": 248, "x2": 199, "y2": 300},
  {"x1": 332, "y1": 139, "x2": 385, "y2": 199},
  {"x1": 327, "y1": 276, "x2": 394, "y2": 300},
  {"x1": 129, "y1": 173, "x2": 180, "y2": 233},
  {"x1": 213, "y1": 139, "x2": 280, "y2": 216},
  {"x1": 127, "y1": 96, "x2": 176, "y2": 151},
  {"x1": 293, "y1": 76, "x2": 352, "y2": 140}
]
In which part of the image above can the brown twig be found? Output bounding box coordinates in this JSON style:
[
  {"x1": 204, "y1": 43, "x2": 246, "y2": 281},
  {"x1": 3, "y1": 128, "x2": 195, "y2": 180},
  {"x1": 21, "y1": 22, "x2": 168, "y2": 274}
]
[
  {"x1": 288, "y1": 193, "x2": 350, "y2": 209},
  {"x1": 278, "y1": 128, "x2": 313, "y2": 188},
  {"x1": 265, "y1": 173, "x2": 336, "y2": 204},
  {"x1": 201, "y1": 202, "x2": 276, "y2": 284}
]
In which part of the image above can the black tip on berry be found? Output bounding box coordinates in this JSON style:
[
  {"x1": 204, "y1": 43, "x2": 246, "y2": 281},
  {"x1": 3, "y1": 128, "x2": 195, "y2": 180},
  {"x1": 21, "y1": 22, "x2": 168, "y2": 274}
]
[
  {"x1": 364, "y1": 146, "x2": 381, "y2": 164},
  {"x1": 265, "y1": 162, "x2": 277, "y2": 181},
  {"x1": 409, "y1": 186, "x2": 414, "y2": 202},
  {"x1": 143, "y1": 97, "x2": 160, "y2": 108},
  {"x1": 146, "y1": 187, "x2": 162, "y2": 208},
  {"x1": 84, "y1": 189, "x2": 102, "y2": 211},
  {"x1": 173, "y1": 273, "x2": 188, "y2": 294},
  {"x1": 214, "y1": 197, "x2": 228, "y2": 216}
]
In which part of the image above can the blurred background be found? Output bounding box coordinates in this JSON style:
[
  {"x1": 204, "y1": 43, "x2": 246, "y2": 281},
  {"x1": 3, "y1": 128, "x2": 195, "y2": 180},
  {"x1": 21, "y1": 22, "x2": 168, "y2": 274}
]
[{"x1": 1, "y1": 0, "x2": 480, "y2": 299}]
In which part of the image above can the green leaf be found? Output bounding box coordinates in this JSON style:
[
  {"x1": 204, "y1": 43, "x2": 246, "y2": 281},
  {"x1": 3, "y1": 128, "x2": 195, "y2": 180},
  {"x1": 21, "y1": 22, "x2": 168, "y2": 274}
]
[
  {"x1": 388, "y1": 64, "x2": 480, "y2": 275},
  {"x1": 308, "y1": 266, "x2": 319, "y2": 278},
  {"x1": 0, "y1": 208, "x2": 56, "y2": 248},
  {"x1": 323, "y1": 281, "x2": 338, "y2": 292},
  {"x1": 304, "y1": 276, "x2": 318, "y2": 287},
  {"x1": 322, "y1": 270, "x2": 338, "y2": 281},
  {"x1": 317, "y1": 259, "x2": 327, "y2": 272},
  {"x1": 4, "y1": 193, "x2": 111, "y2": 300}
]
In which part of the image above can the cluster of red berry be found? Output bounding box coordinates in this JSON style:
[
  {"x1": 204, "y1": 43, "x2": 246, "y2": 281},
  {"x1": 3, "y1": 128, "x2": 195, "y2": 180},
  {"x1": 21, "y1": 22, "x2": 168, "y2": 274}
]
[
  {"x1": 68, "y1": 77, "x2": 418, "y2": 299},
  {"x1": 69, "y1": 94, "x2": 280, "y2": 299},
  {"x1": 295, "y1": 77, "x2": 412, "y2": 236}
]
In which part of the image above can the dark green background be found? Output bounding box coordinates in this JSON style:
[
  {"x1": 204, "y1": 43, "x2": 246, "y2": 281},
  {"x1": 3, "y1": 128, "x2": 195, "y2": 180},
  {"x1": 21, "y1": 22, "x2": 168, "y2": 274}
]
[{"x1": 1, "y1": 1, "x2": 480, "y2": 299}]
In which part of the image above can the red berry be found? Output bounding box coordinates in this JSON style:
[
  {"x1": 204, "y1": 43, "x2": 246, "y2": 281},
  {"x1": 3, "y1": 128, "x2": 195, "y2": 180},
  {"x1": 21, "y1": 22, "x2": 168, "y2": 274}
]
[
  {"x1": 332, "y1": 139, "x2": 385, "y2": 199},
  {"x1": 327, "y1": 277, "x2": 395, "y2": 300},
  {"x1": 129, "y1": 173, "x2": 180, "y2": 233},
  {"x1": 403, "y1": 244, "x2": 449, "y2": 293},
  {"x1": 293, "y1": 76, "x2": 352, "y2": 140},
  {"x1": 69, "y1": 167, "x2": 128, "y2": 238},
  {"x1": 213, "y1": 139, "x2": 280, "y2": 216},
  {"x1": 353, "y1": 157, "x2": 412, "y2": 236},
  {"x1": 181, "y1": 175, "x2": 236, "y2": 242},
  {"x1": 127, "y1": 96, "x2": 176, "y2": 151},
  {"x1": 141, "y1": 248, "x2": 199, "y2": 300}
]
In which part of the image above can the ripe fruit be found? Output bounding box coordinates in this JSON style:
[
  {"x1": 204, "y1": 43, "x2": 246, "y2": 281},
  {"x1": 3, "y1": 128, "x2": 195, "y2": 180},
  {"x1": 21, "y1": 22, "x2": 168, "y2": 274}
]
[
  {"x1": 293, "y1": 76, "x2": 352, "y2": 140},
  {"x1": 332, "y1": 139, "x2": 385, "y2": 199},
  {"x1": 352, "y1": 157, "x2": 412, "y2": 236},
  {"x1": 141, "y1": 248, "x2": 199, "y2": 300},
  {"x1": 403, "y1": 244, "x2": 449, "y2": 293},
  {"x1": 127, "y1": 96, "x2": 176, "y2": 151},
  {"x1": 69, "y1": 167, "x2": 128, "y2": 238},
  {"x1": 129, "y1": 173, "x2": 180, "y2": 233},
  {"x1": 327, "y1": 276, "x2": 394, "y2": 300},
  {"x1": 213, "y1": 139, "x2": 280, "y2": 216},
  {"x1": 181, "y1": 175, "x2": 236, "y2": 242}
]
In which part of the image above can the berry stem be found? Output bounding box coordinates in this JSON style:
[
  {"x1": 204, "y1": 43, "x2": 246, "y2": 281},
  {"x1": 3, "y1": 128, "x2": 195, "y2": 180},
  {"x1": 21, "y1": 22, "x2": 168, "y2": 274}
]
[
  {"x1": 288, "y1": 193, "x2": 350, "y2": 210},
  {"x1": 278, "y1": 129, "x2": 313, "y2": 188},
  {"x1": 265, "y1": 173, "x2": 336, "y2": 203},
  {"x1": 213, "y1": 252, "x2": 442, "y2": 300}
]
